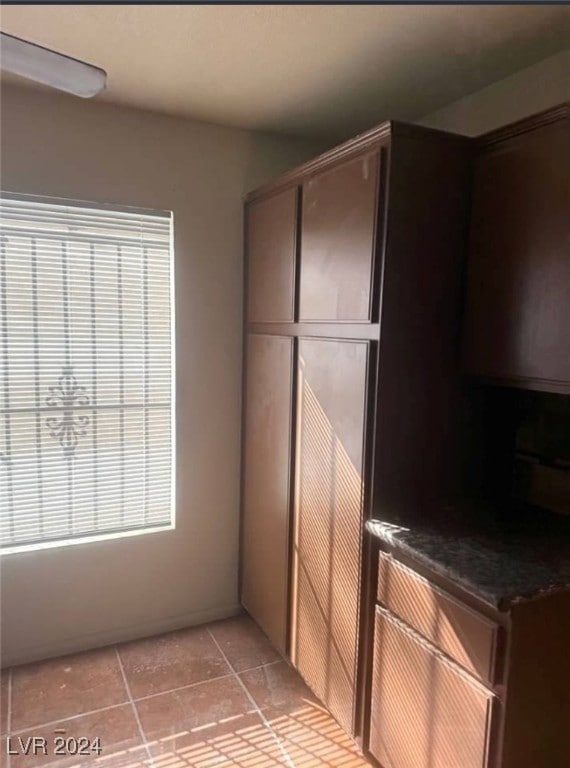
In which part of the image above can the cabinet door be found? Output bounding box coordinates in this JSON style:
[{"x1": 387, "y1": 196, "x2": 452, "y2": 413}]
[
  {"x1": 369, "y1": 607, "x2": 494, "y2": 768},
  {"x1": 291, "y1": 338, "x2": 369, "y2": 734},
  {"x1": 246, "y1": 188, "x2": 297, "y2": 323},
  {"x1": 462, "y1": 118, "x2": 570, "y2": 391},
  {"x1": 299, "y1": 152, "x2": 380, "y2": 322},
  {"x1": 241, "y1": 334, "x2": 294, "y2": 654}
]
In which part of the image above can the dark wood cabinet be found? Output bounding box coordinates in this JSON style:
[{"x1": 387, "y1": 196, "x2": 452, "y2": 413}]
[
  {"x1": 299, "y1": 152, "x2": 380, "y2": 322},
  {"x1": 291, "y1": 338, "x2": 370, "y2": 733},
  {"x1": 462, "y1": 105, "x2": 570, "y2": 393},
  {"x1": 246, "y1": 188, "x2": 298, "y2": 323},
  {"x1": 242, "y1": 119, "x2": 472, "y2": 737},
  {"x1": 240, "y1": 334, "x2": 294, "y2": 654},
  {"x1": 365, "y1": 545, "x2": 570, "y2": 768}
]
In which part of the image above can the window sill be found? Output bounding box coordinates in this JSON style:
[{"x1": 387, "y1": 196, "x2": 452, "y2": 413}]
[{"x1": 0, "y1": 522, "x2": 176, "y2": 556}]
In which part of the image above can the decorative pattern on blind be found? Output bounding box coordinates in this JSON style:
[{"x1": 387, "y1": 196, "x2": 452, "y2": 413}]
[{"x1": 0, "y1": 195, "x2": 174, "y2": 550}]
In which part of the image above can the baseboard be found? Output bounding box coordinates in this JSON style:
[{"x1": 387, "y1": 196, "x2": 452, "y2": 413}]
[{"x1": 1, "y1": 602, "x2": 242, "y2": 667}]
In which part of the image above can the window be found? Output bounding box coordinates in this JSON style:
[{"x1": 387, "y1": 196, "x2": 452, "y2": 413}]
[{"x1": 0, "y1": 194, "x2": 175, "y2": 552}]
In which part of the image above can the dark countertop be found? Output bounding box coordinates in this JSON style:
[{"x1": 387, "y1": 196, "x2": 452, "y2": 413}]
[{"x1": 366, "y1": 501, "x2": 570, "y2": 610}]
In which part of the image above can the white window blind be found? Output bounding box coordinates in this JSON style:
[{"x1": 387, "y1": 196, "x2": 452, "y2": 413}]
[{"x1": 0, "y1": 195, "x2": 174, "y2": 551}]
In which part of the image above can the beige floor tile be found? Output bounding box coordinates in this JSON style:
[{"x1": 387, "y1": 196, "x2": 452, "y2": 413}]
[
  {"x1": 208, "y1": 616, "x2": 281, "y2": 673},
  {"x1": 137, "y1": 672, "x2": 289, "y2": 767},
  {"x1": 136, "y1": 674, "x2": 253, "y2": 752},
  {"x1": 11, "y1": 649, "x2": 127, "y2": 733},
  {"x1": 118, "y1": 627, "x2": 230, "y2": 700}
]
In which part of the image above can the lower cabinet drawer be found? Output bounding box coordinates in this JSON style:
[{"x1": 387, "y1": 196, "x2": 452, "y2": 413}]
[
  {"x1": 377, "y1": 552, "x2": 499, "y2": 685},
  {"x1": 369, "y1": 606, "x2": 495, "y2": 768}
]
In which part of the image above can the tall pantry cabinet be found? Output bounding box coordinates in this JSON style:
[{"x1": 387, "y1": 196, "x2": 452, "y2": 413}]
[{"x1": 240, "y1": 121, "x2": 473, "y2": 736}]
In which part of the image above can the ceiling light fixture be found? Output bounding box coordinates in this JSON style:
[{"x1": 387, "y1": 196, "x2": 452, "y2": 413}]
[{"x1": 0, "y1": 31, "x2": 106, "y2": 97}]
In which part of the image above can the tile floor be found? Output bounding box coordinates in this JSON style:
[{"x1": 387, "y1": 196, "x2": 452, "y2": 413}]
[{"x1": 1, "y1": 614, "x2": 371, "y2": 768}]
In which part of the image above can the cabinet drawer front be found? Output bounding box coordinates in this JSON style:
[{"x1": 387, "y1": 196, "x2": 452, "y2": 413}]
[
  {"x1": 369, "y1": 606, "x2": 494, "y2": 768},
  {"x1": 377, "y1": 552, "x2": 498, "y2": 685}
]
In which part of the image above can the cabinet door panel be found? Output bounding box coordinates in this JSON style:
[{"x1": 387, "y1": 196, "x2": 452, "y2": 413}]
[
  {"x1": 241, "y1": 334, "x2": 293, "y2": 653},
  {"x1": 300, "y1": 152, "x2": 379, "y2": 322},
  {"x1": 369, "y1": 607, "x2": 494, "y2": 768},
  {"x1": 246, "y1": 188, "x2": 297, "y2": 322},
  {"x1": 291, "y1": 338, "x2": 369, "y2": 734},
  {"x1": 462, "y1": 119, "x2": 570, "y2": 389}
]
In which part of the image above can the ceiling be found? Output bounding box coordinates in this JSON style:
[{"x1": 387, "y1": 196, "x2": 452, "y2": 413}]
[{"x1": 1, "y1": 5, "x2": 568, "y2": 141}]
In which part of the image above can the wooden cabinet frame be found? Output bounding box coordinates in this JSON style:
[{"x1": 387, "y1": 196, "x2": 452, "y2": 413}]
[{"x1": 241, "y1": 118, "x2": 473, "y2": 738}]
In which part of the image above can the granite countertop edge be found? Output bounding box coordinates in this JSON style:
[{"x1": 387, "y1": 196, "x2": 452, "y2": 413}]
[{"x1": 366, "y1": 517, "x2": 570, "y2": 611}]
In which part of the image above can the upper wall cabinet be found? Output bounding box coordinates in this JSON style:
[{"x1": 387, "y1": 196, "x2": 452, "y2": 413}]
[
  {"x1": 299, "y1": 151, "x2": 380, "y2": 322},
  {"x1": 462, "y1": 106, "x2": 570, "y2": 393},
  {"x1": 246, "y1": 188, "x2": 297, "y2": 323}
]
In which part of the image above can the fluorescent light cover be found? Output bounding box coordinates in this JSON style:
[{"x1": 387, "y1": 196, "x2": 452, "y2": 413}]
[{"x1": 0, "y1": 32, "x2": 106, "y2": 97}]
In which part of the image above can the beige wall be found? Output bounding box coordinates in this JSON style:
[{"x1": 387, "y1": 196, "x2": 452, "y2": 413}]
[
  {"x1": 0, "y1": 83, "x2": 321, "y2": 666},
  {"x1": 418, "y1": 50, "x2": 569, "y2": 136}
]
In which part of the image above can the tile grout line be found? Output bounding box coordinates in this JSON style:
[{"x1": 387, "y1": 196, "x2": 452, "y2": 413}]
[
  {"x1": 114, "y1": 647, "x2": 155, "y2": 768},
  {"x1": 207, "y1": 629, "x2": 296, "y2": 768},
  {"x1": 130, "y1": 671, "x2": 234, "y2": 704},
  {"x1": 6, "y1": 658, "x2": 284, "y2": 737}
]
